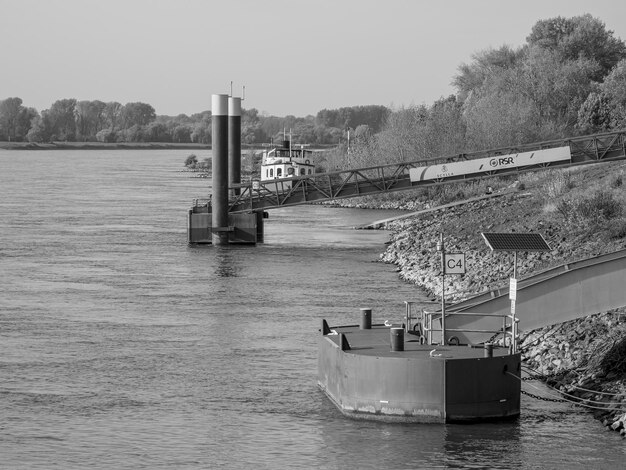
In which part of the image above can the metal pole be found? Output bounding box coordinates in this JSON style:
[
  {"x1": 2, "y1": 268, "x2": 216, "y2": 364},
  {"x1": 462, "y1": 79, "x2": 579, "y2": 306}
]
[
  {"x1": 512, "y1": 251, "x2": 518, "y2": 353},
  {"x1": 438, "y1": 232, "x2": 446, "y2": 345},
  {"x1": 503, "y1": 315, "x2": 507, "y2": 343},
  {"x1": 228, "y1": 96, "x2": 241, "y2": 197},
  {"x1": 212, "y1": 94, "x2": 229, "y2": 245}
]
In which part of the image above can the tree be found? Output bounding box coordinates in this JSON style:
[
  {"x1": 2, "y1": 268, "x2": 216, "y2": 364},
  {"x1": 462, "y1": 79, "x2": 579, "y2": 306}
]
[
  {"x1": 600, "y1": 58, "x2": 626, "y2": 127},
  {"x1": 14, "y1": 107, "x2": 37, "y2": 141},
  {"x1": 453, "y1": 46, "x2": 522, "y2": 100},
  {"x1": 353, "y1": 124, "x2": 372, "y2": 143},
  {"x1": 577, "y1": 92, "x2": 613, "y2": 132},
  {"x1": 143, "y1": 122, "x2": 170, "y2": 142},
  {"x1": 241, "y1": 108, "x2": 267, "y2": 144},
  {"x1": 95, "y1": 128, "x2": 117, "y2": 143},
  {"x1": 27, "y1": 112, "x2": 53, "y2": 142},
  {"x1": 578, "y1": 59, "x2": 626, "y2": 131},
  {"x1": 527, "y1": 14, "x2": 626, "y2": 81},
  {"x1": 376, "y1": 105, "x2": 430, "y2": 162},
  {"x1": 103, "y1": 101, "x2": 122, "y2": 131},
  {"x1": 116, "y1": 124, "x2": 143, "y2": 142},
  {"x1": 172, "y1": 125, "x2": 192, "y2": 143},
  {"x1": 463, "y1": 89, "x2": 540, "y2": 150},
  {"x1": 75, "y1": 100, "x2": 106, "y2": 141},
  {"x1": 120, "y1": 102, "x2": 156, "y2": 129},
  {"x1": 424, "y1": 95, "x2": 466, "y2": 156},
  {"x1": 515, "y1": 46, "x2": 599, "y2": 134},
  {"x1": 47, "y1": 99, "x2": 77, "y2": 141},
  {"x1": 316, "y1": 105, "x2": 389, "y2": 132},
  {"x1": 190, "y1": 111, "x2": 211, "y2": 143},
  {"x1": 0, "y1": 97, "x2": 24, "y2": 141}
]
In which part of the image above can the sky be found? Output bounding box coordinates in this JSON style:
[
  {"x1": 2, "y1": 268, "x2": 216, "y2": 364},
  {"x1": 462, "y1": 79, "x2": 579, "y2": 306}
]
[{"x1": 2, "y1": 0, "x2": 626, "y2": 117}]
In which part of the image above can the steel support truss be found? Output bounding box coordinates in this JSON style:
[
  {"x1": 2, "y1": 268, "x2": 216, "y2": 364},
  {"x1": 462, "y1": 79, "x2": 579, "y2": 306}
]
[{"x1": 190, "y1": 130, "x2": 626, "y2": 214}]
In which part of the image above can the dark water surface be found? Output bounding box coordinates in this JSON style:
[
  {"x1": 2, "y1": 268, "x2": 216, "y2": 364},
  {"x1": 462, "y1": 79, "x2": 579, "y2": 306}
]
[{"x1": 1, "y1": 150, "x2": 624, "y2": 469}]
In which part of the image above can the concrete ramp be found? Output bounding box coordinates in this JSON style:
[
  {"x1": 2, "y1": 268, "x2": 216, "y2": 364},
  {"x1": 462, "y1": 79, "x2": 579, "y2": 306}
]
[{"x1": 443, "y1": 249, "x2": 626, "y2": 344}]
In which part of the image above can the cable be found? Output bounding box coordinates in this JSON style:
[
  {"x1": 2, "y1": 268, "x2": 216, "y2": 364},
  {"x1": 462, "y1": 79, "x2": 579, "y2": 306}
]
[
  {"x1": 507, "y1": 372, "x2": 626, "y2": 411},
  {"x1": 521, "y1": 365, "x2": 621, "y2": 396}
]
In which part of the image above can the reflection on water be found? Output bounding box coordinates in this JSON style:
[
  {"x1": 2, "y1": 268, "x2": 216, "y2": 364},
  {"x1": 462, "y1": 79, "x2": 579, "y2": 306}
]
[
  {"x1": 212, "y1": 246, "x2": 242, "y2": 278},
  {"x1": 444, "y1": 422, "x2": 522, "y2": 469}
]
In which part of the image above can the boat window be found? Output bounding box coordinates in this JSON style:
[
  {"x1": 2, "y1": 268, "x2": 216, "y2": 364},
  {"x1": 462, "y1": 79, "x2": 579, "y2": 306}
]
[
  {"x1": 308, "y1": 169, "x2": 312, "y2": 174},
  {"x1": 300, "y1": 168, "x2": 305, "y2": 175},
  {"x1": 269, "y1": 169, "x2": 273, "y2": 177},
  {"x1": 277, "y1": 168, "x2": 282, "y2": 177},
  {"x1": 288, "y1": 167, "x2": 294, "y2": 175}
]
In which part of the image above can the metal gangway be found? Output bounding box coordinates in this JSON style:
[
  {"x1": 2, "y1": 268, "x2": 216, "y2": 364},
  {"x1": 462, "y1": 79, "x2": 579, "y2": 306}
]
[
  {"x1": 411, "y1": 249, "x2": 626, "y2": 346},
  {"x1": 192, "y1": 130, "x2": 626, "y2": 214}
]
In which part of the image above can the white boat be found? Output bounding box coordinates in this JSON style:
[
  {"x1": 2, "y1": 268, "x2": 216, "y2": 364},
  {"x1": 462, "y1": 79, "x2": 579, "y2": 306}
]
[{"x1": 260, "y1": 136, "x2": 316, "y2": 189}]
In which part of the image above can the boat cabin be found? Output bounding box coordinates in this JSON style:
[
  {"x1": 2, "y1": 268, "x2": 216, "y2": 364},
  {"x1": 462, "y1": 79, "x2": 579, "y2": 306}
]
[{"x1": 261, "y1": 140, "x2": 316, "y2": 183}]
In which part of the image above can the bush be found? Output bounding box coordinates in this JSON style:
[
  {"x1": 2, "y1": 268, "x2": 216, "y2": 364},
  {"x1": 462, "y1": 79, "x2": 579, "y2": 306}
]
[
  {"x1": 607, "y1": 218, "x2": 626, "y2": 239},
  {"x1": 611, "y1": 172, "x2": 623, "y2": 188},
  {"x1": 542, "y1": 170, "x2": 575, "y2": 199},
  {"x1": 557, "y1": 190, "x2": 622, "y2": 223},
  {"x1": 556, "y1": 199, "x2": 575, "y2": 219},
  {"x1": 96, "y1": 128, "x2": 117, "y2": 143},
  {"x1": 425, "y1": 184, "x2": 467, "y2": 206},
  {"x1": 578, "y1": 190, "x2": 622, "y2": 220},
  {"x1": 185, "y1": 154, "x2": 198, "y2": 168}
]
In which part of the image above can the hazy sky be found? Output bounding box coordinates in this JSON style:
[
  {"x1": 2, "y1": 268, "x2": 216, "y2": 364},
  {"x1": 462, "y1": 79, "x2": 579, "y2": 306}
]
[{"x1": 3, "y1": 0, "x2": 626, "y2": 117}]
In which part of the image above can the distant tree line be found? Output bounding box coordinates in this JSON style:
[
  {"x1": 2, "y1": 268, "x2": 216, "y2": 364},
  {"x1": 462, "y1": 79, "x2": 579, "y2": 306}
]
[
  {"x1": 0, "y1": 94, "x2": 389, "y2": 146},
  {"x1": 3, "y1": 14, "x2": 625, "y2": 170},
  {"x1": 328, "y1": 14, "x2": 626, "y2": 172}
]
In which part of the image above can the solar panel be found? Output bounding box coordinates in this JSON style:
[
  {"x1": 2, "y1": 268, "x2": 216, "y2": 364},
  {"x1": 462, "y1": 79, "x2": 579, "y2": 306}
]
[{"x1": 481, "y1": 232, "x2": 550, "y2": 252}]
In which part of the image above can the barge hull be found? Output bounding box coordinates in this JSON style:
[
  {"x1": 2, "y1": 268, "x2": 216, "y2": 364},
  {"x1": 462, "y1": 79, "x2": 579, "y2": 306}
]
[{"x1": 318, "y1": 325, "x2": 521, "y2": 423}]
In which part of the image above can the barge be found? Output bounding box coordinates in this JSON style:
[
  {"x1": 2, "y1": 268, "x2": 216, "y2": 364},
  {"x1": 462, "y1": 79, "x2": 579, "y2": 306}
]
[{"x1": 318, "y1": 307, "x2": 521, "y2": 423}]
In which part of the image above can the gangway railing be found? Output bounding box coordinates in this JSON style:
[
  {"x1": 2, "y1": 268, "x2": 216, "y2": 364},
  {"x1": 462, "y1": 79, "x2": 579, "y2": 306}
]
[
  {"x1": 404, "y1": 301, "x2": 518, "y2": 348},
  {"x1": 191, "y1": 130, "x2": 626, "y2": 214},
  {"x1": 440, "y1": 248, "x2": 626, "y2": 344},
  {"x1": 448, "y1": 248, "x2": 626, "y2": 313}
]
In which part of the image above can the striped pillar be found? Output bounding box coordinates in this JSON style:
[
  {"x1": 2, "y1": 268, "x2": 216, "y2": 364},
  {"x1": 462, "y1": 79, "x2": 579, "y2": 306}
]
[
  {"x1": 212, "y1": 94, "x2": 229, "y2": 245},
  {"x1": 228, "y1": 97, "x2": 242, "y2": 196}
]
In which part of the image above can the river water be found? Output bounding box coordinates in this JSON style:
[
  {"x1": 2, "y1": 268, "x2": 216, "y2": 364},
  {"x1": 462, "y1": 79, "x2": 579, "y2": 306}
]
[{"x1": 1, "y1": 149, "x2": 624, "y2": 469}]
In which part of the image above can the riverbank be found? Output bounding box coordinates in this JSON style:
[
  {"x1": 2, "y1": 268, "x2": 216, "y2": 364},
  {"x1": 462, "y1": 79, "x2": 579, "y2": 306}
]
[
  {"x1": 0, "y1": 141, "x2": 213, "y2": 150},
  {"x1": 0, "y1": 141, "x2": 338, "y2": 151},
  {"x1": 357, "y1": 162, "x2": 626, "y2": 435}
]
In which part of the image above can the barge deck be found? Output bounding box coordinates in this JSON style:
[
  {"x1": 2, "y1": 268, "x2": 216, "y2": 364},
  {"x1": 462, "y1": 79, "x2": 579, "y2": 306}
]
[{"x1": 318, "y1": 320, "x2": 521, "y2": 423}]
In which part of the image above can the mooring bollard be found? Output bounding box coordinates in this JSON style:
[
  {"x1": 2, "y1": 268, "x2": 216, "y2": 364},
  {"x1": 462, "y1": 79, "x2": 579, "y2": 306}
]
[
  {"x1": 390, "y1": 327, "x2": 404, "y2": 351},
  {"x1": 360, "y1": 308, "x2": 372, "y2": 329},
  {"x1": 484, "y1": 343, "x2": 494, "y2": 358}
]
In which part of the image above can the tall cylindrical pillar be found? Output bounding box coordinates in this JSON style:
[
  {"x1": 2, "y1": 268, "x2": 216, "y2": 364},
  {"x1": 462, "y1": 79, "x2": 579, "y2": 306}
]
[
  {"x1": 212, "y1": 94, "x2": 229, "y2": 245},
  {"x1": 228, "y1": 97, "x2": 241, "y2": 196}
]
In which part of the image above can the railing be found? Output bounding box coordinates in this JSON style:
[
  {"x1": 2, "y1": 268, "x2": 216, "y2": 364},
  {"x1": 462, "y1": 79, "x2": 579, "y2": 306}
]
[
  {"x1": 191, "y1": 130, "x2": 626, "y2": 214},
  {"x1": 404, "y1": 301, "x2": 519, "y2": 349}
]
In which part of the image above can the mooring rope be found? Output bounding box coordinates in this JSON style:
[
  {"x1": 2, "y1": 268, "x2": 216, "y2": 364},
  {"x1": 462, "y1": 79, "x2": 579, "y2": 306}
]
[
  {"x1": 521, "y1": 365, "x2": 621, "y2": 396},
  {"x1": 507, "y1": 372, "x2": 625, "y2": 410}
]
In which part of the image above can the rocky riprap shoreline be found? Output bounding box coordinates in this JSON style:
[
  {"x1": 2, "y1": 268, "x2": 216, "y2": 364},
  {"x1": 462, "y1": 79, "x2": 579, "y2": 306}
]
[
  {"x1": 375, "y1": 188, "x2": 626, "y2": 435},
  {"x1": 521, "y1": 312, "x2": 626, "y2": 435}
]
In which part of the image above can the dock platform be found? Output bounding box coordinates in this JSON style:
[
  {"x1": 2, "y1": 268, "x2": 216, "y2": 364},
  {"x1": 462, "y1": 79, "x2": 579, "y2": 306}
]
[{"x1": 318, "y1": 323, "x2": 521, "y2": 423}]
